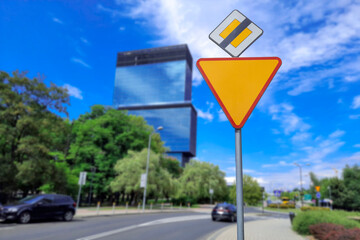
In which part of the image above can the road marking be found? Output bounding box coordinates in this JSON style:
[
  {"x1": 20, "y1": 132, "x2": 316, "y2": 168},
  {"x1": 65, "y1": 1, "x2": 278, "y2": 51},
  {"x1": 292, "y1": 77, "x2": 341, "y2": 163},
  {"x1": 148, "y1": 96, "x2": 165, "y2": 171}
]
[
  {"x1": 0, "y1": 227, "x2": 15, "y2": 231},
  {"x1": 76, "y1": 214, "x2": 209, "y2": 240}
]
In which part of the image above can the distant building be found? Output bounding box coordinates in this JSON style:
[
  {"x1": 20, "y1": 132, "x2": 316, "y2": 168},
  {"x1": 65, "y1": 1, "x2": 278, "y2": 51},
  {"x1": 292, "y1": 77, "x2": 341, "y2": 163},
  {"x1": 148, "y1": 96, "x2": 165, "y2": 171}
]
[{"x1": 113, "y1": 44, "x2": 197, "y2": 166}]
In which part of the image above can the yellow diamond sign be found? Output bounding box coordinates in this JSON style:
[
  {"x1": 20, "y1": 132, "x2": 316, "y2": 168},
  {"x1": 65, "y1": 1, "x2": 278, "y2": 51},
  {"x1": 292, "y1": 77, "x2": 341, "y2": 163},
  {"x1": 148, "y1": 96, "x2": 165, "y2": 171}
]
[{"x1": 196, "y1": 57, "x2": 282, "y2": 129}]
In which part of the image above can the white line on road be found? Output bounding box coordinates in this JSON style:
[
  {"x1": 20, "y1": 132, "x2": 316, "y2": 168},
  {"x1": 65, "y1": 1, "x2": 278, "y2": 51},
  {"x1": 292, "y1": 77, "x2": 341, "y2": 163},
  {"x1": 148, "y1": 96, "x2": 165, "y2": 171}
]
[
  {"x1": 0, "y1": 227, "x2": 15, "y2": 231},
  {"x1": 76, "y1": 214, "x2": 209, "y2": 240}
]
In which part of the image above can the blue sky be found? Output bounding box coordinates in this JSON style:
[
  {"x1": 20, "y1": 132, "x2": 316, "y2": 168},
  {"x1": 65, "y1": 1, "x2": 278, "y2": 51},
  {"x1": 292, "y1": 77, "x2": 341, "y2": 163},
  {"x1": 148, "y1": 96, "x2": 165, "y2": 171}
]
[{"x1": 1, "y1": 0, "x2": 360, "y2": 192}]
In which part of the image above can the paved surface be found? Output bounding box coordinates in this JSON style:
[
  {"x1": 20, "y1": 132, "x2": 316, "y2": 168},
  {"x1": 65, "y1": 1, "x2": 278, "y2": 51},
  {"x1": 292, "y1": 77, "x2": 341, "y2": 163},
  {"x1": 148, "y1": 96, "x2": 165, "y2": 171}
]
[
  {"x1": 205, "y1": 215, "x2": 306, "y2": 240},
  {"x1": 0, "y1": 212, "x2": 231, "y2": 240},
  {"x1": 0, "y1": 206, "x2": 305, "y2": 240}
]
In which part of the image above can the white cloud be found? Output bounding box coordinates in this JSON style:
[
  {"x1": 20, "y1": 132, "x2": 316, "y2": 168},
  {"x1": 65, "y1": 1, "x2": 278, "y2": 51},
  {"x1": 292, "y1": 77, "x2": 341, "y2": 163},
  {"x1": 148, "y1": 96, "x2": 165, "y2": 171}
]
[
  {"x1": 269, "y1": 103, "x2": 310, "y2": 135},
  {"x1": 349, "y1": 114, "x2": 360, "y2": 119},
  {"x1": 63, "y1": 84, "x2": 83, "y2": 100},
  {"x1": 218, "y1": 109, "x2": 227, "y2": 122},
  {"x1": 329, "y1": 130, "x2": 345, "y2": 139},
  {"x1": 119, "y1": 26, "x2": 126, "y2": 31},
  {"x1": 103, "y1": 0, "x2": 360, "y2": 92},
  {"x1": 52, "y1": 17, "x2": 63, "y2": 24},
  {"x1": 224, "y1": 177, "x2": 235, "y2": 186},
  {"x1": 291, "y1": 132, "x2": 311, "y2": 143},
  {"x1": 351, "y1": 95, "x2": 360, "y2": 109},
  {"x1": 244, "y1": 169, "x2": 255, "y2": 174},
  {"x1": 197, "y1": 102, "x2": 214, "y2": 122},
  {"x1": 197, "y1": 109, "x2": 213, "y2": 121},
  {"x1": 254, "y1": 177, "x2": 268, "y2": 185},
  {"x1": 71, "y1": 57, "x2": 92, "y2": 69},
  {"x1": 344, "y1": 76, "x2": 359, "y2": 82},
  {"x1": 341, "y1": 152, "x2": 360, "y2": 164},
  {"x1": 80, "y1": 37, "x2": 90, "y2": 45},
  {"x1": 354, "y1": 144, "x2": 360, "y2": 148},
  {"x1": 262, "y1": 161, "x2": 294, "y2": 168}
]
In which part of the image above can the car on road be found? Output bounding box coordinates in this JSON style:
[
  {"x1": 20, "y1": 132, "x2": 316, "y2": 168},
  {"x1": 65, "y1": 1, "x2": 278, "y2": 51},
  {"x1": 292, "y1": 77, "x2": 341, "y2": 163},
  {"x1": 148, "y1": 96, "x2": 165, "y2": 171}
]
[
  {"x1": 211, "y1": 202, "x2": 237, "y2": 222},
  {"x1": 0, "y1": 194, "x2": 76, "y2": 224}
]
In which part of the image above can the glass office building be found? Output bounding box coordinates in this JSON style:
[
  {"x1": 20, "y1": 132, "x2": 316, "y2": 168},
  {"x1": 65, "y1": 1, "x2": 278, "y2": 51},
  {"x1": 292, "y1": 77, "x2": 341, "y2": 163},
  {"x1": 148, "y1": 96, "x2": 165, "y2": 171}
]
[{"x1": 113, "y1": 44, "x2": 197, "y2": 166}]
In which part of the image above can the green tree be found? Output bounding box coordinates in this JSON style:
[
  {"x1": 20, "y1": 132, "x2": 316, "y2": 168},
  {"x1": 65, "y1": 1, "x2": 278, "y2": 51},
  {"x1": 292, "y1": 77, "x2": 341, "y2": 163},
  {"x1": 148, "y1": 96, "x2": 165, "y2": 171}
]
[
  {"x1": 0, "y1": 71, "x2": 70, "y2": 198},
  {"x1": 67, "y1": 105, "x2": 166, "y2": 202},
  {"x1": 160, "y1": 156, "x2": 183, "y2": 178},
  {"x1": 230, "y1": 174, "x2": 262, "y2": 205},
  {"x1": 342, "y1": 165, "x2": 360, "y2": 210},
  {"x1": 179, "y1": 160, "x2": 228, "y2": 203},
  {"x1": 110, "y1": 149, "x2": 175, "y2": 205}
]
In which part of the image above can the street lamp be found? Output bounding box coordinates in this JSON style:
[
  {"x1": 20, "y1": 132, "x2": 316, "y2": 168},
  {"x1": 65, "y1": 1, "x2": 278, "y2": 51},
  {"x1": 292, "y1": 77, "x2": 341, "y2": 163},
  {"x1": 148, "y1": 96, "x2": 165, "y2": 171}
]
[
  {"x1": 294, "y1": 162, "x2": 310, "y2": 207},
  {"x1": 142, "y1": 126, "x2": 163, "y2": 212}
]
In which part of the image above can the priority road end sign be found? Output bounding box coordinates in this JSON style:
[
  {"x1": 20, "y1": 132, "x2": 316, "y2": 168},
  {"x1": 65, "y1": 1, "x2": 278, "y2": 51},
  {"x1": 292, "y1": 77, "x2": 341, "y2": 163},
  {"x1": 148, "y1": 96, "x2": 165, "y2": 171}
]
[{"x1": 209, "y1": 10, "x2": 263, "y2": 57}]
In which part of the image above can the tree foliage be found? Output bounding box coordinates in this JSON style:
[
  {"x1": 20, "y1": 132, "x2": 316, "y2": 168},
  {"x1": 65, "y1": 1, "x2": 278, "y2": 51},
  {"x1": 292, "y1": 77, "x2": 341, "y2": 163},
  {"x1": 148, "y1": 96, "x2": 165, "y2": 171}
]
[
  {"x1": 229, "y1": 174, "x2": 262, "y2": 206},
  {"x1": 67, "y1": 105, "x2": 165, "y2": 201},
  {"x1": 178, "y1": 160, "x2": 228, "y2": 203},
  {"x1": 308, "y1": 165, "x2": 360, "y2": 211},
  {"x1": 0, "y1": 71, "x2": 70, "y2": 196},
  {"x1": 110, "y1": 149, "x2": 176, "y2": 204}
]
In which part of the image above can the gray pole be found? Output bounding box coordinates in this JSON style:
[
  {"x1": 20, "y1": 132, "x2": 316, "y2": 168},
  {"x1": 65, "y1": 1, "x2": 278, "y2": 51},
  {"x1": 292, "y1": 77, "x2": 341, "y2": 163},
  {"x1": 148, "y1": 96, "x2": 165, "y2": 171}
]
[
  {"x1": 294, "y1": 163, "x2": 304, "y2": 207},
  {"x1": 76, "y1": 184, "x2": 82, "y2": 211},
  {"x1": 299, "y1": 166, "x2": 303, "y2": 207},
  {"x1": 235, "y1": 129, "x2": 244, "y2": 240},
  {"x1": 142, "y1": 132, "x2": 153, "y2": 212}
]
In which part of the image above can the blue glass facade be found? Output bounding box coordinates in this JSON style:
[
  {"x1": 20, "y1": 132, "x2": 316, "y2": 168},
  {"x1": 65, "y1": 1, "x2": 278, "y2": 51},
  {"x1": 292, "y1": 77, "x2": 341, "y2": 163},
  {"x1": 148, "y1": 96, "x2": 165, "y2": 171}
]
[
  {"x1": 113, "y1": 45, "x2": 197, "y2": 166},
  {"x1": 114, "y1": 60, "x2": 189, "y2": 107}
]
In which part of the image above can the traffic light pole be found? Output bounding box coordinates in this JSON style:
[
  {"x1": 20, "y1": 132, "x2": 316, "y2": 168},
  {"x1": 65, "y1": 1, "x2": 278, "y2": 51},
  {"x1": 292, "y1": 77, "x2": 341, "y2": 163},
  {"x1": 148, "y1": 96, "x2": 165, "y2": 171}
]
[{"x1": 235, "y1": 129, "x2": 244, "y2": 240}]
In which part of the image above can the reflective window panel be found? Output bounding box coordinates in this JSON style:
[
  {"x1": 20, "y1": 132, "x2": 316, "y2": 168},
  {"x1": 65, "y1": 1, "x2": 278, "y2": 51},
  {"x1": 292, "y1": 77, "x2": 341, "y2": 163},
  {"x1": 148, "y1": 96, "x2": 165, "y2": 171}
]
[{"x1": 114, "y1": 60, "x2": 191, "y2": 107}]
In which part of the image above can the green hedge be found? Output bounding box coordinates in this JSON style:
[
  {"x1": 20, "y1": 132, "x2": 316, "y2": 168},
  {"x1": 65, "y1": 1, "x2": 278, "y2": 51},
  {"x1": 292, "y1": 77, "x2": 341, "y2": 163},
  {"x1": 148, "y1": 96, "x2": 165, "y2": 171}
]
[
  {"x1": 292, "y1": 211, "x2": 360, "y2": 235},
  {"x1": 300, "y1": 206, "x2": 330, "y2": 211},
  {"x1": 268, "y1": 203, "x2": 295, "y2": 209}
]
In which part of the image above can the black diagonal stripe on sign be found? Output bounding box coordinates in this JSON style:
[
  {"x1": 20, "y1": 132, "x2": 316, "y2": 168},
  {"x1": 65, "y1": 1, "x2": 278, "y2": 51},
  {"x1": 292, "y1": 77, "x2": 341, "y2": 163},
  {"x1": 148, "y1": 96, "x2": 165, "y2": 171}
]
[{"x1": 219, "y1": 18, "x2": 252, "y2": 49}]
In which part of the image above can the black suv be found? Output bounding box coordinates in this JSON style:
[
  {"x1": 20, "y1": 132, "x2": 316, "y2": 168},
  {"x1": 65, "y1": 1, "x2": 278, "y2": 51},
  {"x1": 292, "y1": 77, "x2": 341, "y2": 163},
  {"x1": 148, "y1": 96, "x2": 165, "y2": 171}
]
[{"x1": 0, "y1": 194, "x2": 76, "y2": 224}]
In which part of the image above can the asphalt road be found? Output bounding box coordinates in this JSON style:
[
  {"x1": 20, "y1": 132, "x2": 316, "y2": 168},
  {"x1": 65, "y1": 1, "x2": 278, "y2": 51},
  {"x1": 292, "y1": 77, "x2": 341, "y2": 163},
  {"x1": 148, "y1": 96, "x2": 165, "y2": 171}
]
[{"x1": 0, "y1": 207, "x2": 285, "y2": 240}]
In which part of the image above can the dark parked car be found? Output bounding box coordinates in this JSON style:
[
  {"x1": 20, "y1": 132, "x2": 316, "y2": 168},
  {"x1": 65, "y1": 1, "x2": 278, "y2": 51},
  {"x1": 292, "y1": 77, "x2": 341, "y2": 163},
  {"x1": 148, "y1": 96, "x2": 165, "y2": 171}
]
[
  {"x1": 211, "y1": 202, "x2": 237, "y2": 222},
  {"x1": 0, "y1": 194, "x2": 76, "y2": 224}
]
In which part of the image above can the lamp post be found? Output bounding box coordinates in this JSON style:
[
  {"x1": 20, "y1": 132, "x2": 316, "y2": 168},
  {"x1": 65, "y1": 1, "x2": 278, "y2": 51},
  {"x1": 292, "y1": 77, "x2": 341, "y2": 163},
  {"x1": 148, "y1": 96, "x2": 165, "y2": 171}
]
[
  {"x1": 294, "y1": 162, "x2": 310, "y2": 207},
  {"x1": 142, "y1": 126, "x2": 163, "y2": 212}
]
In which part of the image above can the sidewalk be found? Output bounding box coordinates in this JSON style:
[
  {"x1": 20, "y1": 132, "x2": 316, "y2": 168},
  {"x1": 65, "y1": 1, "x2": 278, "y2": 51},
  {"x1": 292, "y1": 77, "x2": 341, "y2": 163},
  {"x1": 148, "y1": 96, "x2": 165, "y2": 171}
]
[{"x1": 206, "y1": 216, "x2": 306, "y2": 240}]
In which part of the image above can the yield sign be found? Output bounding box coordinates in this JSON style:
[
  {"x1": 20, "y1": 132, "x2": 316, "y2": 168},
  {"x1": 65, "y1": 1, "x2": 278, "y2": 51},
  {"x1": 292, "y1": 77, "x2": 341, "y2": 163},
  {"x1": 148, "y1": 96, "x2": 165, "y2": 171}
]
[{"x1": 197, "y1": 57, "x2": 282, "y2": 129}]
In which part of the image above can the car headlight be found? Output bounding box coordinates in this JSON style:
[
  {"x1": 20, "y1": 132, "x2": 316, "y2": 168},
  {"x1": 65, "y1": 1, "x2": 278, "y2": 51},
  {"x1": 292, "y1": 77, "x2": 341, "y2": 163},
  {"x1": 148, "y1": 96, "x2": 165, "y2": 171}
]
[{"x1": 7, "y1": 208, "x2": 18, "y2": 213}]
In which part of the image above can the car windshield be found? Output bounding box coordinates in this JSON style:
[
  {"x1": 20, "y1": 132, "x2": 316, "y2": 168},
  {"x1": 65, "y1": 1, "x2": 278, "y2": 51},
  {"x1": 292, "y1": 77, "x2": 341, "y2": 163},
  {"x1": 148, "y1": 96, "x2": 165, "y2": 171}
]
[{"x1": 18, "y1": 195, "x2": 44, "y2": 204}]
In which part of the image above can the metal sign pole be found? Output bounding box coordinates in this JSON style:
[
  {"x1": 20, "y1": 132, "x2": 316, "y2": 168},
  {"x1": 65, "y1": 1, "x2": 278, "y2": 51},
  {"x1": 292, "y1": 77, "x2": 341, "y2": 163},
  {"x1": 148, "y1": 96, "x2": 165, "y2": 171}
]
[
  {"x1": 235, "y1": 128, "x2": 244, "y2": 240},
  {"x1": 76, "y1": 184, "x2": 82, "y2": 211}
]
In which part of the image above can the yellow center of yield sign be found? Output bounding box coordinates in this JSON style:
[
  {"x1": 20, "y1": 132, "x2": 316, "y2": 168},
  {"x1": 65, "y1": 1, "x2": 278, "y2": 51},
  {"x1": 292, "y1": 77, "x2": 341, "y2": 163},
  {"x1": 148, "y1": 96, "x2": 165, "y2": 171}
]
[{"x1": 197, "y1": 57, "x2": 282, "y2": 129}]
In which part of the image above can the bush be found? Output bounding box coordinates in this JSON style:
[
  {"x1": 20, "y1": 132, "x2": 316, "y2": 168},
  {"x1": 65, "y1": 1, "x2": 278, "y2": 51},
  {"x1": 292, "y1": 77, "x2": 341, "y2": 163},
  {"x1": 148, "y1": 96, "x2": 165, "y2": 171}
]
[
  {"x1": 292, "y1": 211, "x2": 360, "y2": 235},
  {"x1": 268, "y1": 203, "x2": 295, "y2": 209},
  {"x1": 324, "y1": 228, "x2": 360, "y2": 240},
  {"x1": 309, "y1": 223, "x2": 346, "y2": 239},
  {"x1": 301, "y1": 206, "x2": 331, "y2": 211},
  {"x1": 309, "y1": 223, "x2": 360, "y2": 240}
]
